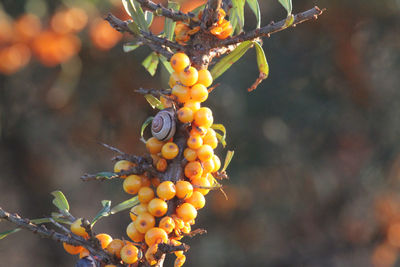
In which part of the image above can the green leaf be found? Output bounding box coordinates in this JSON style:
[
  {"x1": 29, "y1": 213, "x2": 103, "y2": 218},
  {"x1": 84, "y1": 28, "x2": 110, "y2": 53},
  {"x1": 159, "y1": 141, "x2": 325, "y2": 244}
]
[
  {"x1": 283, "y1": 14, "x2": 295, "y2": 28},
  {"x1": 142, "y1": 52, "x2": 159, "y2": 76},
  {"x1": 211, "y1": 124, "x2": 227, "y2": 148},
  {"x1": 210, "y1": 41, "x2": 253, "y2": 80},
  {"x1": 230, "y1": 0, "x2": 245, "y2": 34},
  {"x1": 254, "y1": 42, "x2": 269, "y2": 79},
  {"x1": 30, "y1": 217, "x2": 71, "y2": 225},
  {"x1": 144, "y1": 94, "x2": 164, "y2": 110},
  {"x1": 122, "y1": 0, "x2": 149, "y2": 32},
  {"x1": 91, "y1": 200, "x2": 112, "y2": 226},
  {"x1": 278, "y1": 0, "x2": 292, "y2": 15},
  {"x1": 144, "y1": 10, "x2": 154, "y2": 27},
  {"x1": 123, "y1": 42, "x2": 142, "y2": 53},
  {"x1": 51, "y1": 191, "x2": 69, "y2": 212},
  {"x1": 126, "y1": 21, "x2": 141, "y2": 35},
  {"x1": 164, "y1": 1, "x2": 180, "y2": 40},
  {"x1": 94, "y1": 172, "x2": 118, "y2": 180},
  {"x1": 191, "y1": 3, "x2": 206, "y2": 15},
  {"x1": 110, "y1": 196, "x2": 139, "y2": 214},
  {"x1": 140, "y1": 116, "x2": 154, "y2": 142},
  {"x1": 246, "y1": 0, "x2": 261, "y2": 28},
  {"x1": 159, "y1": 55, "x2": 174, "y2": 74},
  {"x1": 222, "y1": 150, "x2": 235, "y2": 172},
  {"x1": 0, "y1": 228, "x2": 21, "y2": 240}
]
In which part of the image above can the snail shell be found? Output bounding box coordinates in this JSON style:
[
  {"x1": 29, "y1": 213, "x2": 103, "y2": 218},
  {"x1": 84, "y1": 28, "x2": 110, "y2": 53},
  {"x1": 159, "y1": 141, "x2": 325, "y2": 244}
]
[{"x1": 151, "y1": 108, "x2": 176, "y2": 141}]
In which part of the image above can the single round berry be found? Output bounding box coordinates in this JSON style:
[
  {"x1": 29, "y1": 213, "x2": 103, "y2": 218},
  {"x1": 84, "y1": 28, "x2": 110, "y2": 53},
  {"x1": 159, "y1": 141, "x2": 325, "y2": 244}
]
[
  {"x1": 130, "y1": 203, "x2": 148, "y2": 221},
  {"x1": 138, "y1": 186, "x2": 155, "y2": 203},
  {"x1": 71, "y1": 218, "x2": 88, "y2": 238},
  {"x1": 172, "y1": 84, "x2": 190, "y2": 103},
  {"x1": 106, "y1": 239, "x2": 125, "y2": 258},
  {"x1": 159, "y1": 216, "x2": 175, "y2": 234},
  {"x1": 135, "y1": 212, "x2": 156, "y2": 233},
  {"x1": 179, "y1": 66, "x2": 198, "y2": 87},
  {"x1": 114, "y1": 160, "x2": 134, "y2": 174},
  {"x1": 203, "y1": 133, "x2": 218, "y2": 149},
  {"x1": 184, "y1": 100, "x2": 201, "y2": 112},
  {"x1": 176, "y1": 180, "x2": 193, "y2": 199},
  {"x1": 186, "y1": 191, "x2": 206, "y2": 209},
  {"x1": 120, "y1": 244, "x2": 139, "y2": 264},
  {"x1": 202, "y1": 158, "x2": 215, "y2": 173},
  {"x1": 169, "y1": 71, "x2": 180, "y2": 88},
  {"x1": 95, "y1": 233, "x2": 113, "y2": 249},
  {"x1": 157, "y1": 181, "x2": 176, "y2": 200},
  {"x1": 190, "y1": 83, "x2": 208, "y2": 102},
  {"x1": 148, "y1": 198, "x2": 168, "y2": 217},
  {"x1": 123, "y1": 174, "x2": 142, "y2": 195},
  {"x1": 156, "y1": 158, "x2": 168, "y2": 172},
  {"x1": 145, "y1": 227, "x2": 168, "y2": 247},
  {"x1": 177, "y1": 107, "x2": 194, "y2": 123},
  {"x1": 197, "y1": 144, "x2": 214, "y2": 161},
  {"x1": 126, "y1": 221, "x2": 145, "y2": 242},
  {"x1": 161, "y1": 142, "x2": 179, "y2": 160},
  {"x1": 184, "y1": 148, "x2": 197, "y2": 162},
  {"x1": 176, "y1": 203, "x2": 197, "y2": 222},
  {"x1": 146, "y1": 137, "x2": 164, "y2": 154},
  {"x1": 191, "y1": 176, "x2": 211, "y2": 195},
  {"x1": 194, "y1": 107, "x2": 214, "y2": 128},
  {"x1": 170, "y1": 52, "x2": 190, "y2": 73},
  {"x1": 197, "y1": 69, "x2": 213, "y2": 87},
  {"x1": 212, "y1": 155, "x2": 221, "y2": 172},
  {"x1": 184, "y1": 161, "x2": 203, "y2": 180},
  {"x1": 63, "y1": 242, "x2": 83, "y2": 255},
  {"x1": 187, "y1": 134, "x2": 203, "y2": 149}
]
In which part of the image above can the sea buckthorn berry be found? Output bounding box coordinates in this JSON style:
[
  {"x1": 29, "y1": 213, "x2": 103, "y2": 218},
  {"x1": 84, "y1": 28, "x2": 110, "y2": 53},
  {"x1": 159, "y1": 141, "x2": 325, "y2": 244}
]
[
  {"x1": 145, "y1": 244, "x2": 158, "y2": 265},
  {"x1": 145, "y1": 227, "x2": 168, "y2": 247},
  {"x1": 172, "y1": 215, "x2": 185, "y2": 230},
  {"x1": 202, "y1": 158, "x2": 215, "y2": 173},
  {"x1": 187, "y1": 134, "x2": 203, "y2": 149},
  {"x1": 176, "y1": 203, "x2": 197, "y2": 222},
  {"x1": 170, "y1": 52, "x2": 190, "y2": 73},
  {"x1": 192, "y1": 176, "x2": 211, "y2": 195},
  {"x1": 156, "y1": 158, "x2": 168, "y2": 172},
  {"x1": 175, "y1": 254, "x2": 186, "y2": 267},
  {"x1": 157, "y1": 181, "x2": 176, "y2": 200},
  {"x1": 186, "y1": 191, "x2": 206, "y2": 209},
  {"x1": 130, "y1": 203, "x2": 148, "y2": 221},
  {"x1": 175, "y1": 250, "x2": 184, "y2": 258},
  {"x1": 206, "y1": 128, "x2": 216, "y2": 137},
  {"x1": 105, "y1": 265, "x2": 117, "y2": 267},
  {"x1": 177, "y1": 107, "x2": 194, "y2": 123},
  {"x1": 184, "y1": 148, "x2": 197, "y2": 162},
  {"x1": 160, "y1": 95, "x2": 173, "y2": 108},
  {"x1": 63, "y1": 242, "x2": 83, "y2": 255},
  {"x1": 141, "y1": 176, "x2": 152, "y2": 187},
  {"x1": 197, "y1": 69, "x2": 213, "y2": 87},
  {"x1": 159, "y1": 216, "x2": 175, "y2": 233},
  {"x1": 126, "y1": 222, "x2": 145, "y2": 242},
  {"x1": 71, "y1": 218, "x2": 88, "y2": 238},
  {"x1": 161, "y1": 142, "x2": 179, "y2": 159},
  {"x1": 151, "y1": 177, "x2": 161, "y2": 187},
  {"x1": 79, "y1": 248, "x2": 90, "y2": 259},
  {"x1": 184, "y1": 161, "x2": 203, "y2": 180},
  {"x1": 184, "y1": 100, "x2": 201, "y2": 112},
  {"x1": 150, "y1": 154, "x2": 160, "y2": 166},
  {"x1": 169, "y1": 71, "x2": 180, "y2": 88},
  {"x1": 197, "y1": 144, "x2": 214, "y2": 161},
  {"x1": 205, "y1": 173, "x2": 215, "y2": 185},
  {"x1": 190, "y1": 126, "x2": 207, "y2": 137},
  {"x1": 120, "y1": 244, "x2": 139, "y2": 264},
  {"x1": 148, "y1": 198, "x2": 168, "y2": 217},
  {"x1": 135, "y1": 212, "x2": 156, "y2": 233},
  {"x1": 181, "y1": 222, "x2": 191, "y2": 234},
  {"x1": 172, "y1": 84, "x2": 190, "y2": 103},
  {"x1": 217, "y1": 22, "x2": 233, "y2": 39},
  {"x1": 203, "y1": 133, "x2": 218, "y2": 149},
  {"x1": 179, "y1": 66, "x2": 198, "y2": 87},
  {"x1": 176, "y1": 180, "x2": 193, "y2": 199},
  {"x1": 194, "y1": 107, "x2": 214, "y2": 128},
  {"x1": 212, "y1": 155, "x2": 221, "y2": 172},
  {"x1": 96, "y1": 233, "x2": 113, "y2": 249},
  {"x1": 114, "y1": 160, "x2": 134, "y2": 174},
  {"x1": 146, "y1": 137, "x2": 164, "y2": 154},
  {"x1": 190, "y1": 83, "x2": 208, "y2": 102},
  {"x1": 123, "y1": 174, "x2": 142, "y2": 195},
  {"x1": 106, "y1": 239, "x2": 125, "y2": 258},
  {"x1": 138, "y1": 186, "x2": 155, "y2": 203}
]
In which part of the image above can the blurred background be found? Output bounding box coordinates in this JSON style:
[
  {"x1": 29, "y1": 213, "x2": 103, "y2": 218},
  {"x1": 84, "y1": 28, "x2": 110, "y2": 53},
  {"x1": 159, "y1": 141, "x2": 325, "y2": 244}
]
[{"x1": 1, "y1": 0, "x2": 400, "y2": 266}]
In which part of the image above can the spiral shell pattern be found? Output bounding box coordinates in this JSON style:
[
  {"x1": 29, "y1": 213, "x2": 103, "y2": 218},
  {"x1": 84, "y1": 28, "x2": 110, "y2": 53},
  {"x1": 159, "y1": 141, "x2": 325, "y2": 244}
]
[{"x1": 151, "y1": 109, "x2": 176, "y2": 141}]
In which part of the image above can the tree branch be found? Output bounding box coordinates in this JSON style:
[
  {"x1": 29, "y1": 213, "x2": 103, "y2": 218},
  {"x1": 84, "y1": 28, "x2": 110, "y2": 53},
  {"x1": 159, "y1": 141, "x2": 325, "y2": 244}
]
[
  {"x1": 202, "y1": 0, "x2": 223, "y2": 28},
  {"x1": 135, "y1": 88, "x2": 172, "y2": 97},
  {"x1": 136, "y1": 0, "x2": 195, "y2": 23}
]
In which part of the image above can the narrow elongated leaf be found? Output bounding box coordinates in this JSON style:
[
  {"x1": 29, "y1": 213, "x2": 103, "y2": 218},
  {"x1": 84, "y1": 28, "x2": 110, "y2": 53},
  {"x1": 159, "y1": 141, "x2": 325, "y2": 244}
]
[
  {"x1": 215, "y1": 133, "x2": 227, "y2": 147},
  {"x1": 211, "y1": 124, "x2": 227, "y2": 148},
  {"x1": 164, "y1": 1, "x2": 180, "y2": 40},
  {"x1": 142, "y1": 53, "x2": 159, "y2": 76},
  {"x1": 51, "y1": 191, "x2": 69, "y2": 212},
  {"x1": 191, "y1": 3, "x2": 206, "y2": 15},
  {"x1": 222, "y1": 150, "x2": 235, "y2": 172},
  {"x1": 140, "y1": 116, "x2": 154, "y2": 142},
  {"x1": 122, "y1": 0, "x2": 149, "y2": 32},
  {"x1": 230, "y1": 0, "x2": 245, "y2": 33},
  {"x1": 144, "y1": 94, "x2": 163, "y2": 109},
  {"x1": 126, "y1": 21, "x2": 140, "y2": 35},
  {"x1": 110, "y1": 196, "x2": 139, "y2": 214},
  {"x1": 278, "y1": 0, "x2": 292, "y2": 15},
  {"x1": 123, "y1": 42, "x2": 142, "y2": 52},
  {"x1": 31, "y1": 217, "x2": 71, "y2": 224},
  {"x1": 159, "y1": 55, "x2": 174, "y2": 74},
  {"x1": 246, "y1": 0, "x2": 261, "y2": 28},
  {"x1": 144, "y1": 11, "x2": 154, "y2": 27},
  {"x1": 0, "y1": 228, "x2": 21, "y2": 240},
  {"x1": 91, "y1": 200, "x2": 112, "y2": 226},
  {"x1": 210, "y1": 41, "x2": 253, "y2": 80},
  {"x1": 254, "y1": 42, "x2": 269, "y2": 79},
  {"x1": 93, "y1": 171, "x2": 118, "y2": 180}
]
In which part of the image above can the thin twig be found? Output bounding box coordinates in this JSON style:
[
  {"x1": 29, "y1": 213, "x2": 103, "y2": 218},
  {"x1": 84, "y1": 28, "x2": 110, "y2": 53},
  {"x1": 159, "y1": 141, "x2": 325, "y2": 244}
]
[
  {"x1": 135, "y1": 88, "x2": 172, "y2": 97},
  {"x1": 136, "y1": 0, "x2": 195, "y2": 23}
]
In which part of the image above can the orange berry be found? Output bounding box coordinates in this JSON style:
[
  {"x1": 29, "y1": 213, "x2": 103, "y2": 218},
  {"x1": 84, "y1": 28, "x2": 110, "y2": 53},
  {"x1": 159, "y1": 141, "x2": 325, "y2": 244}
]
[
  {"x1": 145, "y1": 227, "x2": 168, "y2": 247},
  {"x1": 79, "y1": 248, "x2": 90, "y2": 258},
  {"x1": 177, "y1": 107, "x2": 194, "y2": 123},
  {"x1": 186, "y1": 191, "x2": 205, "y2": 209},
  {"x1": 175, "y1": 180, "x2": 193, "y2": 199},
  {"x1": 197, "y1": 69, "x2": 213, "y2": 87},
  {"x1": 63, "y1": 242, "x2": 83, "y2": 255},
  {"x1": 123, "y1": 174, "x2": 142, "y2": 194},
  {"x1": 184, "y1": 100, "x2": 201, "y2": 112},
  {"x1": 190, "y1": 83, "x2": 208, "y2": 102},
  {"x1": 160, "y1": 95, "x2": 173, "y2": 108},
  {"x1": 170, "y1": 52, "x2": 190, "y2": 73},
  {"x1": 96, "y1": 233, "x2": 113, "y2": 249},
  {"x1": 138, "y1": 187, "x2": 155, "y2": 203},
  {"x1": 176, "y1": 203, "x2": 197, "y2": 222},
  {"x1": 151, "y1": 154, "x2": 161, "y2": 166},
  {"x1": 120, "y1": 244, "x2": 139, "y2": 264},
  {"x1": 202, "y1": 158, "x2": 215, "y2": 173},
  {"x1": 203, "y1": 133, "x2": 218, "y2": 149},
  {"x1": 169, "y1": 71, "x2": 180, "y2": 88},
  {"x1": 70, "y1": 218, "x2": 88, "y2": 238},
  {"x1": 145, "y1": 243, "x2": 158, "y2": 265},
  {"x1": 184, "y1": 161, "x2": 203, "y2": 180},
  {"x1": 141, "y1": 175, "x2": 152, "y2": 187},
  {"x1": 157, "y1": 181, "x2": 176, "y2": 200},
  {"x1": 184, "y1": 148, "x2": 197, "y2": 161},
  {"x1": 161, "y1": 142, "x2": 179, "y2": 159},
  {"x1": 146, "y1": 137, "x2": 164, "y2": 154},
  {"x1": 106, "y1": 239, "x2": 125, "y2": 258},
  {"x1": 172, "y1": 215, "x2": 185, "y2": 229},
  {"x1": 181, "y1": 222, "x2": 191, "y2": 234},
  {"x1": 114, "y1": 160, "x2": 134, "y2": 176},
  {"x1": 187, "y1": 135, "x2": 203, "y2": 149},
  {"x1": 159, "y1": 216, "x2": 175, "y2": 233},
  {"x1": 172, "y1": 84, "x2": 190, "y2": 103},
  {"x1": 194, "y1": 107, "x2": 214, "y2": 128},
  {"x1": 179, "y1": 66, "x2": 198, "y2": 86},
  {"x1": 175, "y1": 254, "x2": 186, "y2": 267},
  {"x1": 205, "y1": 173, "x2": 215, "y2": 185},
  {"x1": 135, "y1": 212, "x2": 156, "y2": 233},
  {"x1": 217, "y1": 22, "x2": 233, "y2": 39},
  {"x1": 156, "y1": 158, "x2": 168, "y2": 172},
  {"x1": 197, "y1": 144, "x2": 214, "y2": 161},
  {"x1": 126, "y1": 221, "x2": 145, "y2": 242},
  {"x1": 130, "y1": 203, "x2": 148, "y2": 221},
  {"x1": 105, "y1": 265, "x2": 117, "y2": 267},
  {"x1": 190, "y1": 126, "x2": 207, "y2": 138},
  {"x1": 151, "y1": 177, "x2": 161, "y2": 187},
  {"x1": 212, "y1": 155, "x2": 221, "y2": 172},
  {"x1": 148, "y1": 198, "x2": 168, "y2": 217},
  {"x1": 192, "y1": 176, "x2": 211, "y2": 195}
]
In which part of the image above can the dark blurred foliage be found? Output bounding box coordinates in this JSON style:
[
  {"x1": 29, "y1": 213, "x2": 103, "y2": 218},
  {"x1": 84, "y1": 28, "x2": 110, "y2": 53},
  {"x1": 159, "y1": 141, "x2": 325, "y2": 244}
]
[{"x1": 1, "y1": 0, "x2": 400, "y2": 266}]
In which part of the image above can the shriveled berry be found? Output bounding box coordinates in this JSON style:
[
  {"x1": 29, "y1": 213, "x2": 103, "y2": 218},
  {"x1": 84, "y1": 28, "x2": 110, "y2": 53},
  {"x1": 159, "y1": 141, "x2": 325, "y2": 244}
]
[
  {"x1": 159, "y1": 216, "x2": 175, "y2": 234},
  {"x1": 156, "y1": 158, "x2": 168, "y2": 172}
]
